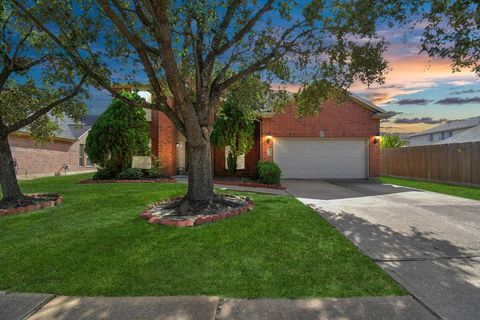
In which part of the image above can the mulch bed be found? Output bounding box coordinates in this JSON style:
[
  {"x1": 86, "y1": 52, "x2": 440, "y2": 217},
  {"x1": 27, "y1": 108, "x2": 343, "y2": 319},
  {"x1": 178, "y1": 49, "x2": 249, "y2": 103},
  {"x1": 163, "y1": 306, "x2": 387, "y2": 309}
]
[
  {"x1": 79, "y1": 177, "x2": 176, "y2": 184},
  {"x1": 0, "y1": 193, "x2": 63, "y2": 216},
  {"x1": 213, "y1": 179, "x2": 286, "y2": 190},
  {"x1": 140, "y1": 195, "x2": 254, "y2": 227}
]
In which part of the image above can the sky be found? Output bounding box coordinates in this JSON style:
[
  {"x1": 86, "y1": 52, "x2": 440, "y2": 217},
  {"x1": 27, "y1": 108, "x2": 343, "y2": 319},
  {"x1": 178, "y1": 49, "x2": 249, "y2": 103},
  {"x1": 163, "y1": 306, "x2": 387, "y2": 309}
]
[{"x1": 85, "y1": 13, "x2": 479, "y2": 135}]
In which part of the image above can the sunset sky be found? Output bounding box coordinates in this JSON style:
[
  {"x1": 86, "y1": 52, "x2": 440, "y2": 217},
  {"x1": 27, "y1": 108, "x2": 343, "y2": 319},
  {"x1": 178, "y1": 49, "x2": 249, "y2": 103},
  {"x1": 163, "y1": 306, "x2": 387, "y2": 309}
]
[{"x1": 86, "y1": 20, "x2": 479, "y2": 135}]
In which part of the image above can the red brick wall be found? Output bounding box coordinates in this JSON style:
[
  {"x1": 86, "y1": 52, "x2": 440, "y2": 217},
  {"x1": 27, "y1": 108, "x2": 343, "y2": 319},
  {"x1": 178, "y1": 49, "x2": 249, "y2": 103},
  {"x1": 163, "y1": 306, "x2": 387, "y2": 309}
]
[
  {"x1": 9, "y1": 133, "x2": 94, "y2": 177},
  {"x1": 150, "y1": 110, "x2": 177, "y2": 176},
  {"x1": 260, "y1": 101, "x2": 381, "y2": 177},
  {"x1": 213, "y1": 123, "x2": 260, "y2": 178}
]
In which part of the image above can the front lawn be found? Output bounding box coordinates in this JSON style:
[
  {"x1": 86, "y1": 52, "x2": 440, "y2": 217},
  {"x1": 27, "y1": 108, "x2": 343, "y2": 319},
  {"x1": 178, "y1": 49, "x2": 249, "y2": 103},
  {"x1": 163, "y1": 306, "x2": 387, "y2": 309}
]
[
  {"x1": 0, "y1": 174, "x2": 405, "y2": 298},
  {"x1": 379, "y1": 176, "x2": 480, "y2": 201}
]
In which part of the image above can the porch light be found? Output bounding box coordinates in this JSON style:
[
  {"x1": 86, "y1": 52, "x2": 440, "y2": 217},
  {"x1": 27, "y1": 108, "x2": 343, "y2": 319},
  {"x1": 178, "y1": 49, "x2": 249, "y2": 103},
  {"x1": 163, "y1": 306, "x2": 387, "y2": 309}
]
[
  {"x1": 373, "y1": 133, "x2": 382, "y2": 144},
  {"x1": 266, "y1": 132, "x2": 272, "y2": 144}
]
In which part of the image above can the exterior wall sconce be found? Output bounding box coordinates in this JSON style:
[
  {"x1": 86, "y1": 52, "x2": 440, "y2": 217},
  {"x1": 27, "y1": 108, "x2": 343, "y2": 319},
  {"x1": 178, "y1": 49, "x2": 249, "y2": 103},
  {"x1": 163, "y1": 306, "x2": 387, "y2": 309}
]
[
  {"x1": 176, "y1": 142, "x2": 181, "y2": 148},
  {"x1": 373, "y1": 133, "x2": 382, "y2": 144},
  {"x1": 266, "y1": 132, "x2": 272, "y2": 144}
]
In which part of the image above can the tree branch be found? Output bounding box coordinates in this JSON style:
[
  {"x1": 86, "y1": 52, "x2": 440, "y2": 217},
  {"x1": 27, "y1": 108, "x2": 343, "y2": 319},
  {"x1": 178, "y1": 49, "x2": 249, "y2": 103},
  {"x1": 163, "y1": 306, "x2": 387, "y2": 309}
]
[
  {"x1": 0, "y1": 67, "x2": 11, "y2": 92},
  {"x1": 5, "y1": 75, "x2": 87, "y2": 134},
  {"x1": 12, "y1": 0, "x2": 186, "y2": 136},
  {"x1": 211, "y1": 0, "x2": 274, "y2": 58}
]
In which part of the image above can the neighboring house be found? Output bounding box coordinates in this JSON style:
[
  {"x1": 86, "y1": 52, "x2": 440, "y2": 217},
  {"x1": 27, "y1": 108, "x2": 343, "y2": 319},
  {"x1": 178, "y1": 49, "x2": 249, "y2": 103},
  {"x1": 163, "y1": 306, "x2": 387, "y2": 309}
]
[
  {"x1": 409, "y1": 116, "x2": 480, "y2": 146},
  {"x1": 9, "y1": 120, "x2": 94, "y2": 178},
  {"x1": 148, "y1": 94, "x2": 392, "y2": 179}
]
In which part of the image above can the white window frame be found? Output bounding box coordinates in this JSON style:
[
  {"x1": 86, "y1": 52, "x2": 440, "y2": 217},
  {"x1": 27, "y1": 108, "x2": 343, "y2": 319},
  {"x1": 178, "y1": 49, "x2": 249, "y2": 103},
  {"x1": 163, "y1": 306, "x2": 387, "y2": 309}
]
[{"x1": 225, "y1": 146, "x2": 245, "y2": 170}]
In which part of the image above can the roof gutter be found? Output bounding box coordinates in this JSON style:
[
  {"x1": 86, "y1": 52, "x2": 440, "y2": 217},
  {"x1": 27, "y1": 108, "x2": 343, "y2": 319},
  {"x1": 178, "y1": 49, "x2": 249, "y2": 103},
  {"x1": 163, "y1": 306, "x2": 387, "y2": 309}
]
[{"x1": 13, "y1": 130, "x2": 77, "y2": 142}]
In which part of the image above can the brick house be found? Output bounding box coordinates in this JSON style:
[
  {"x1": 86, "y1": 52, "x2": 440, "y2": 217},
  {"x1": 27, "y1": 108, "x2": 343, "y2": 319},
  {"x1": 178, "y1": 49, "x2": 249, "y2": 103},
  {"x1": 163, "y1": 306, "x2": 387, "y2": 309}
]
[
  {"x1": 9, "y1": 121, "x2": 94, "y2": 178},
  {"x1": 148, "y1": 94, "x2": 392, "y2": 179}
]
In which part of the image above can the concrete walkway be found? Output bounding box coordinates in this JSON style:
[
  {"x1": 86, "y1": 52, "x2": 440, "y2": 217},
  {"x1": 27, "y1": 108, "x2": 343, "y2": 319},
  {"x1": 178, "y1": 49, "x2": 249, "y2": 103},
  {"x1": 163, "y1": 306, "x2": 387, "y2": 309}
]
[
  {"x1": 1, "y1": 292, "x2": 435, "y2": 320},
  {"x1": 284, "y1": 179, "x2": 480, "y2": 320}
]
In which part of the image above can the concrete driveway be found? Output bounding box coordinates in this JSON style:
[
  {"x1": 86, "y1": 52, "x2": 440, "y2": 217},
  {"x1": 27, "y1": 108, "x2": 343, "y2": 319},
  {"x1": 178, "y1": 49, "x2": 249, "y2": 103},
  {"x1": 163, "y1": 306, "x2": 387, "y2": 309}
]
[{"x1": 284, "y1": 179, "x2": 480, "y2": 320}]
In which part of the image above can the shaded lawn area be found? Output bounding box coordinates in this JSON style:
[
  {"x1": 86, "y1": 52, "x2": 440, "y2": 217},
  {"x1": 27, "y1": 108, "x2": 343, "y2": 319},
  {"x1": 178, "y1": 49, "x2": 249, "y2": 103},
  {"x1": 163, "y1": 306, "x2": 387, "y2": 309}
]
[
  {"x1": 0, "y1": 174, "x2": 406, "y2": 298},
  {"x1": 379, "y1": 176, "x2": 480, "y2": 202}
]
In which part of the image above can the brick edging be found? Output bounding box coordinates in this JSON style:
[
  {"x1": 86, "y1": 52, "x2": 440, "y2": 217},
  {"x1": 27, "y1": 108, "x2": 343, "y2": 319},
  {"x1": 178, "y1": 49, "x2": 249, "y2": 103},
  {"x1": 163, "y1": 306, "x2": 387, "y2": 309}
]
[
  {"x1": 0, "y1": 193, "x2": 64, "y2": 216},
  {"x1": 213, "y1": 180, "x2": 286, "y2": 190},
  {"x1": 140, "y1": 197, "x2": 254, "y2": 227},
  {"x1": 79, "y1": 177, "x2": 177, "y2": 184}
]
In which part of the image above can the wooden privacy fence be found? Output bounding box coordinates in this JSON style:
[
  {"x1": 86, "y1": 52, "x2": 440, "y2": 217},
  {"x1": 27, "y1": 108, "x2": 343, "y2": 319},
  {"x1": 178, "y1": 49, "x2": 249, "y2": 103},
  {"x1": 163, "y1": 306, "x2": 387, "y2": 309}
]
[{"x1": 381, "y1": 142, "x2": 480, "y2": 186}]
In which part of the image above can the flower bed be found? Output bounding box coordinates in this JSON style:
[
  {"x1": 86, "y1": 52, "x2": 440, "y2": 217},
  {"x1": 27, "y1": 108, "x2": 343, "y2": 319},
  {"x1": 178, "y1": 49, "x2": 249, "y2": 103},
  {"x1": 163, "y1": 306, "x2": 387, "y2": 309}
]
[
  {"x1": 213, "y1": 179, "x2": 286, "y2": 190},
  {"x1": 140, "y1": 196, "x2": 254, "y2": 227},
  {"x1": 79, "y1": 177, "x2": 176, "y2": 184},
  {"x1": 0, "y1": 193, "x2": 63, "y2": 216}
]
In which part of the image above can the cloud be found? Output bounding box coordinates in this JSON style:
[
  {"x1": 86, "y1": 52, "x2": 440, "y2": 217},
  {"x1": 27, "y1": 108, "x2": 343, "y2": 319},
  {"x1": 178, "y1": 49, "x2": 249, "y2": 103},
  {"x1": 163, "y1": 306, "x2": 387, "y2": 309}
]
[
  {"x1": 450, "y1": 88, "x2": 480, "y2": 95},
  {"x1": 394, "y1": 117, "x2": 448, "y2": 124},
  {"x1": 435, "y1": 97, "x2": 480, "y2": 105},
  {"x1": 396, "y1": 98, "x2": 432, "y2": 105}
]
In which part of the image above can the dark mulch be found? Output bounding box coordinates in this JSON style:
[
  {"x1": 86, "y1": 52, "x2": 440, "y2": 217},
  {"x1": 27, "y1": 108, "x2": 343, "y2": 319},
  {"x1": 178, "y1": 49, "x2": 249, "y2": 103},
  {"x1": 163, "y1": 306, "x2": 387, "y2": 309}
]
[
  {"x1": 213, "y1": 176, "x2": 285, "y2": 189},
  {"x1": 0, "y1": 194, "x2": 57, "y2": 210},
  {"x1": 145, "y1": 195, "x2": 249, "y2": 218}
]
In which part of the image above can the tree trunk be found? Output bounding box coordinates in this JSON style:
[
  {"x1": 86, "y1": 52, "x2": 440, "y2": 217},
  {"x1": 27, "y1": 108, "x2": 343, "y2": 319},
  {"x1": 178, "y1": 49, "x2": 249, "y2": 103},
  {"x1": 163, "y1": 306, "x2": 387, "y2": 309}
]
[
  {"x1": 0, "y1": 135, "x2": 24, "y2": 203},
  {"x1": 186, "y1": 139, "x2": 215, "y2": 202}
]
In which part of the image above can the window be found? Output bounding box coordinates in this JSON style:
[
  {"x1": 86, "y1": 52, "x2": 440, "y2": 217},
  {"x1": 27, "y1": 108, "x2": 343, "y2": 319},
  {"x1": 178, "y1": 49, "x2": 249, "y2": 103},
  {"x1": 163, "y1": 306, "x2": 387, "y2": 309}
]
[
  {"x1": 79, "y1": 144, "x2": 85, "y2": 166},
  {"x1": 225, "y1": 146, "x2": 245, "y2": 170},
  {"x1": 448, "y1": 131, "x2": 453, "y2": 138},
  {"x1": 441, "y1": 132, "x2": 445, "y2": 140},
  {"x1": 428, "y1": 134, "x2": 434, "y2": 142},
  {"x1": 87, "y1": 157, "x2": 94, "y2": 167}
]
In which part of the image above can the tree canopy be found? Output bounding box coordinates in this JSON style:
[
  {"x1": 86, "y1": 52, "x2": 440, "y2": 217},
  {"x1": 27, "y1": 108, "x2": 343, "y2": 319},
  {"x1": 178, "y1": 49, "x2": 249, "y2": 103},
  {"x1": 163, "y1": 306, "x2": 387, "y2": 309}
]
[{"x1": 420, "y1": 0, "x2": 479, "y2": 77}]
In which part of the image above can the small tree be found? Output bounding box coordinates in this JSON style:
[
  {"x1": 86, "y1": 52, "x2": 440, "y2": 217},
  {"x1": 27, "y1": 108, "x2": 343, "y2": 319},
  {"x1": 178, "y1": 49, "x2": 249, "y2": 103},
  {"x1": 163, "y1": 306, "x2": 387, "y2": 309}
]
[
  {"x1": 211, "y1": 104, "x2": 256, "y2": 175},
  {"x1": 381, "y1": 135, "x2": 407, "y2": 149},
  {"x1": 85, "y1": 92, "x2": 150, "y2": 177},
  {"x1": 0, "y1": 3, "x2": 87, "y2": 205},
  {"x1": 211, "y1": 76, "x2": 270, "y2": 175}
]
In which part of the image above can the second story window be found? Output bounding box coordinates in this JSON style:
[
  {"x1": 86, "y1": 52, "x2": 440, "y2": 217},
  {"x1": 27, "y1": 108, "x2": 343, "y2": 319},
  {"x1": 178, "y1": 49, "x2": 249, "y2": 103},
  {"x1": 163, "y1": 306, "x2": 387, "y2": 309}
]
[
  {"x1": 448, "y1": 131, "x2": 453, "y2": 138},
  {"x1": 428, "y1": 134, "x2": 434, "y2": 142}
]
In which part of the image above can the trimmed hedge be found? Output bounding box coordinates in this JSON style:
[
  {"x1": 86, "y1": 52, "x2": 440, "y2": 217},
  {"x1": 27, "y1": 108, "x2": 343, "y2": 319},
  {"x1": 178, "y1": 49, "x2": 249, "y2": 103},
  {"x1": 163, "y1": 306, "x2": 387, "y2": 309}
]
[
  {"x1": 257, "y1": 161, "x2": 282, "y2": 185},
  {"x1": 117, "y1": 168, "x2": 143, "y2": 180}
]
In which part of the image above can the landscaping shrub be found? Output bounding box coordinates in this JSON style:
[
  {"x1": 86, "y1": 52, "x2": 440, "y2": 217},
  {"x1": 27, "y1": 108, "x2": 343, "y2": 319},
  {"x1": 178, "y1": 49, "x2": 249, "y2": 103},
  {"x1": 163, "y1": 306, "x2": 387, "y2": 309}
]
[
  {"x1": 257, "y1": 161, "x2": 282, "y2": 185},
  {"x1": 146, "y1": 156, "x2": 164, "y2": 178},
  {"x1": 85, "y1": 91, "x2": 150, "y2": 177},
  {"x1": 117, "y1": 168, "x2": 143, "y2": 180},
  {"x1": 93, "y1": 168, "x2": 115, "y2": 180}
]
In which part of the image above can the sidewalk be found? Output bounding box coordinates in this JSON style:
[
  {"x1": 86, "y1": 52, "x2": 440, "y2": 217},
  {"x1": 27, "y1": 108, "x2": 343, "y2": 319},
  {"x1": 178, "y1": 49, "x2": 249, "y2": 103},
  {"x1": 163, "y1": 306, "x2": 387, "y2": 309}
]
[{"x1": 1, "y1": 292, "x2": 436, "y2": 320}]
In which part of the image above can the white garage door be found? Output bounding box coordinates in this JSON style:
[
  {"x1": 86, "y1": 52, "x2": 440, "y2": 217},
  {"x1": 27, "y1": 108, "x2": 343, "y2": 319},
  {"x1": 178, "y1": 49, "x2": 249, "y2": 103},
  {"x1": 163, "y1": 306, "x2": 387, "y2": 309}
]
[{"x1": 273, "y1": 138, "x2": 368, "y2": 179}]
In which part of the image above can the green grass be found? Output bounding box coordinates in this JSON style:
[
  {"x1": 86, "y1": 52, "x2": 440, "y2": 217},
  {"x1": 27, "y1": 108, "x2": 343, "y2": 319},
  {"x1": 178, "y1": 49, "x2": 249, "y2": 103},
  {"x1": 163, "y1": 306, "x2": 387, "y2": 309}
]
[
  {"x1": 0, "y1": 173, "x2": 405, "y2": 298},
  {"x1": 379, "y1": 176, "x2": 480, "y2": 201}
]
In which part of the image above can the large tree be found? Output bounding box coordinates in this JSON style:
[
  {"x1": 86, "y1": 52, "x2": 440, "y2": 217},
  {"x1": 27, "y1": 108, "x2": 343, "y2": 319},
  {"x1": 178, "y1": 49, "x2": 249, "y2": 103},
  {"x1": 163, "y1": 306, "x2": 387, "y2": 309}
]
[
  {"x1": 0, "y1": 3, "x2": 87, "y2": 205},
  {"x1": 13, "y1": 0, "x2": 403, "y2": 213}
]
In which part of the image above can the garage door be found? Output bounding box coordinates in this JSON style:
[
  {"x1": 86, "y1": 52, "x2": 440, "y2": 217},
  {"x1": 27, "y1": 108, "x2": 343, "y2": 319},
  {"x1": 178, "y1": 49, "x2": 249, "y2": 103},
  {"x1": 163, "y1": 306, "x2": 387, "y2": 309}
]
[{"x1": 273, "y1": 138, "x2": 368, "y2": 179}]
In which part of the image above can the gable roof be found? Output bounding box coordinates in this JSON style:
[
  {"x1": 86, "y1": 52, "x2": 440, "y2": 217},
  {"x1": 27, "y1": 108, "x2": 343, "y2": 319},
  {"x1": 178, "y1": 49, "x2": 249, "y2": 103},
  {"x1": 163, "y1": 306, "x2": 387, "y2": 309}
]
[
  {"x1": 261, "y1": 93, "x2": 394, "y2": 119},
  {"x1": 349, "y1": 94, "x2": 394, "y2": 119},
  {"x1": 435, "y1": 124, "x2": 480, "y2": 144},
  {"x1": 410, "y1": 116, "x2": 480, "y2": 137},
  {"x1": 17, "y1": 118, "x2": 91, "y2": 141}
]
